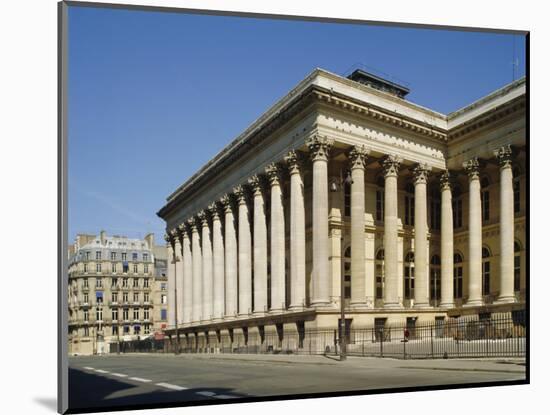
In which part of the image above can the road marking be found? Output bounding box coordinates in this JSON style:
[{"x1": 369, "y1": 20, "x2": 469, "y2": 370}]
[
  {"x1": 156, "y1": 382, "x2": 188, "y2": 391},
  {"x1": 111, "y1": 373, "x2": 128, "y2": 378},
  {"x1": 129, "y1": 377, "x2": 152, "y2": 383},
  {"x1": 215, "y1": 394, "x2": 239, "y2": 399},
  {"x1": 95, "y1": 369, "x2": 109, "y2": 374},
  {"x1": 196, "y1": 391, "x2": 216, "y2": 397},
  {"x1": 83, "y1": 367, "x2": 94, "y2": 370}
]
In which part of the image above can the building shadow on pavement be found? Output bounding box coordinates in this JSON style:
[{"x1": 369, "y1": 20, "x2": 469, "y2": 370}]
[{"x1": 68, "y1": 368, "x2": 244, "y2": 413}]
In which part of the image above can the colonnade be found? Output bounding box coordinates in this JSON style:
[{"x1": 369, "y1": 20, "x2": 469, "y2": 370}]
[{"x1": 165, "y1": 139, "x2": 517, "y2": 328}]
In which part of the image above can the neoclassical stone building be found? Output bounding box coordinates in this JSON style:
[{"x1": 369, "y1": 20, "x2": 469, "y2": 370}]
[{"x1": 157, "y1": 68, "x2": 526, "y2": 341}]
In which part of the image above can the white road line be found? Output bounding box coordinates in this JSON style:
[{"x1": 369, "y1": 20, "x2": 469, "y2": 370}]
[
  {"x1": 95, "y1": 369, "x2": 109, "y2": 374},
  {"x1": 155, "y1": 382, "x2": 188, "y2": 391},
  {"x1": 111, "y1": 373, "x2": 128, "y2": 378},
  {"x1": 196, "y1": 391, "x2": 216, "y2": 397},
  {"x1": 214, "y1": 394, "x2": 239, "y2": 399},
  {"x1": 83, "y1": 367, "x2": 94, "y2": 370},
  {"x1": 129, "y1": 377, "x2": 152, "y2": 383}
]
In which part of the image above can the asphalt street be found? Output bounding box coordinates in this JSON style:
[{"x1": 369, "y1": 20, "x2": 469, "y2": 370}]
[{"x1": 68, "y1": 353, "x2": 526, "y2": 412}]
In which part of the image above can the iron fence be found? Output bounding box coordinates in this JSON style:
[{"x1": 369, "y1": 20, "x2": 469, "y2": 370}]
[{"x1": 110, "y1": 314, "x2": 525, "y2": 359}]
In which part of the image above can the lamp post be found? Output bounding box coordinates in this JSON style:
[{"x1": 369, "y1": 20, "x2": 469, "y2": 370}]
[{"x1": 330, "y1": 170, "x2": 353, "y2": 362}]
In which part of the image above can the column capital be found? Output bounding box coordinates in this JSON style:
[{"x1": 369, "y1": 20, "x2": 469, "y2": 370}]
[
  {"x1": 306, "y1": 135, "x2": 334, "y2": 162},
  {"x1": 177, "y1": 222, "x2": 190, "y2": 239},
  {"x1": 220, "y1": 193, "x2": 235, "y2": 213},
  {"x1": 248, "y1": 174, "x2": 267, "y2": 195},
  {"x1": 382, "y1": 154, "x2": 402, "y2": 177},
  {"x1": 348, "y1": 145, "x2": 370, "y2": 170},
  {"x1": 187, "y1": 217, "x2": 200, "y2": 233},
  {"x1": 169, "y1": 228, "x2": 179, "y2": 245},
  {"x1": 494, "y1": 145, "x2": 513, "y2": 169},
  {"x1": 463, "y1": 157, "x2": 480, "y2": 180},
  {"x1": 439, "y1": 169, "x2": 453, "y2": 191},
  {"x1": 284, "y1": 150, "x2": 303, "y2": 175},
  {"x1": 197, "y1": 209, "x2": 210, "y2": 227},
  {"x1": 233, "y1": 184, "x2": 249, "y2": 204},
  {"x1": 208, "y1": 202, "x2": 222, "y2": 220},
  {"x1": 164, "y1": 232, "x2": 174, "y2": 246},
  {"x1": 413, "y1": 163, "x2": 431, "y2": 185},
  {"x1": 265, "y1": 162, "x2": 283, "y2": 186}
]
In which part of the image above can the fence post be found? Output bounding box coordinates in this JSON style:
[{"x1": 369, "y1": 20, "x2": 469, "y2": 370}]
[
  {"x1": 431, "y1": 325, "x2": 434, "y2": 358},
  {"x1": 403, "y1": 330, "x2": 406, "y2": 360},
  {"x1": 380, "y1": 330, "x2": 383, "y2": 358}
]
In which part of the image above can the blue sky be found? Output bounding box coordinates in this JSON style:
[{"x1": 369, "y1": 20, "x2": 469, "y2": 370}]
[{"x1": 67, "y1": 5, "x2": 526, "y2": 243}]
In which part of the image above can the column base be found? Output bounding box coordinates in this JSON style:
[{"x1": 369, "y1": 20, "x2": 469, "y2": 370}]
[
  {"x1": 439, "y1": 302, "x2": 455, "y2": 309},
  {"x1": 494, "y1": 295, "x2": 516, "y2": 304},
  {"x1": 288, "y1": 305, "x2": 307, "y2": 312},
  {"x1": 464, "y1": 299, "x2": 483, "y2": 307},
  {"x1": 383, "y1": 302, "x2": 403, "y2": 310},
  {"x1": 413, "y1": 303, "x2": 432, "y2": 309},
  {"x1": 350, "y1": 302, "x2": 373, "y2": 310},
  {"x1": 253, "y1": 311, "x2": 268, "y2": 317}
]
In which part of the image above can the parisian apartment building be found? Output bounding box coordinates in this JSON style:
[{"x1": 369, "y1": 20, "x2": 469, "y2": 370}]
[
  {"x1": 156, "y1": 68, "x2": 526, "y2": 350},
  {"x1": 67, "y1": 231, "x2": 168, "y2": 355}
]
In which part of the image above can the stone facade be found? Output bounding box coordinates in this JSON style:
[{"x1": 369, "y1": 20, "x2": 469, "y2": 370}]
[
  {"x1": 157, "y1": 68, "x2": 526, "y2": 341},
  {"x1": 67, "y1": 231, "x2": 168, "y2": 355}
]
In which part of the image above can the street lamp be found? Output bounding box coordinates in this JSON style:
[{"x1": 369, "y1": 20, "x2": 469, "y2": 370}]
[{"x1": 330, "y1": 170, "x2": 353, "y2": 362}]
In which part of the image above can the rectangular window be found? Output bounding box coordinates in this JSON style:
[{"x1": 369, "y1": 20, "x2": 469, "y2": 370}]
[
  {"x1": 143, "y1": 278, "x2": 149, "y2": 288},
  {"x1": 404, "y1": 267, "x2": 414, "y2": 299},
  {"x1": 123, "y1": 308, "x2": 129, "y2": 320},
  {"x1": 96, "y1": 291, "x2": 103, "y2": 303},
  {"x1": 83, "y1": 278, "x2": 88, "y2": 288},
  {"x1": 96, "y1": 308, "x2": 103, "y2": 322},
  {"x1": 111, "y1": 263, "x2": 116, "y2": 273},
  {"x1": 453, "y1": 266, "x2": 463, "y2": 298},
  {"x1": 133, "y1": 264, "x2": 138, "y2": 273},
  {"x1": 83, "y1": 293, "x2": 88, "y2": 303},
  {"x1": 514, "y1": 181, "x2": 520, "y2": 214},
  {"x1": 96, "y1": 251, "x2": 101, "y2": 260},
  {"x1": 376, "y1": 190, "x2": 384, "y2": 221},
  {"x1": 144, "y1": 309, "x2": 149, "y2": 320},
  {"x1": 430, "y1": 198, "x2": 441, "y2": 230},
  {"x1": 161, "y1": 294, "x2": 167, "y2": 304},
  {"x1": 143, "y1": 253, "x2": 148, "y2": 262},
  {"x1": 514, "y1": 255, "x2": 521, "y2": 291},
  {"x1": 482, "y1": 191, "x2": 490, "y2": 221},
  {"x1": 112, "y1": 292, "x2": 118, "y2": 303},
  {"x1": 144, "y1": 324, "x2": 150, "y2": 334},
  {"x1": 133, "y1": 278, "x2": 139, "y2": 287},
  {"x1": 121, "y1": 252, "x2": 127, "y2": 261},
  {"x1": 112, "y1": 308, "x2": 118, "y2": 321},
  {"x1": 123, "y1": 278, "x2": 128, "y2": 287},
  {"x1": 96, "y1": 263, "x2": 102, "y2": 273},
  {"x1": 404, "y1": 196, "x2": 415, "y2": 226},
  {"x1": 144, "y1": 292, "x2": 149, "y2": 302},
  {"x1": 133, "y1": 308, "x2": 139, "y2": 320},
  {"x1": 453, "y1": 199, "x2": 463, "y2": 228},
  {"x1": 133, "y1": 292, "x2": 139, "y2": 303},
  {"x1": 123, "y1": 292, "x2": 128, "y2": 303},
  {"x1": 132, "y1": 253, "x2": 138, "y2": 261},
  {"x1": 123, "y1": 325, "x2": 129, "y2": 334},
  {"x1": 144, "y1": 264, "x2": 149, "y2": 273},
  {"x1": 161, "y1": 309, "x2": 167, "y2": 321},
  {"x1": 112, "y1": 325, "x2": 118, "y2": 336},
  {"x1": 83, "y1": 310, "x2": 89, "y2": 321},
  {"x1": 83, "y1": 263, "x2": 88, "y2": 273},
  {"x1": 111, "y1": 252, "x2": 116, "y2": 261},
  {"x1": 344, "y1": 182, "x2": 351, "y2": 217},
  {"x1": 96, "y1": 278, "x2": 102, "y2": 288},
  {"x1": 430, "y1": 268, "x2": 441, "y2": 301},
  {"x1": 482, "y1": 261, "x2": 491, "y2": 296},
  {"x1": 84, "y1": 327, "x2": 89, "y2": 336},
  {"x1": 85, "y1": 251, "x2": 91, "y2": 261},
  {"x1": 112, "y1": 278, "x2": 117, "y2": 287}
]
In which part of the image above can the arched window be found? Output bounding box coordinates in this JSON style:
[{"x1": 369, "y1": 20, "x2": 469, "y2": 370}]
[
  {"x1": 404, "y1": 183, "x2": 415, "y2": 226},
  {"x1": 430, "y1": 187, "x2": 441, "y2": 230},
  {"x1": 375, "y1": 249, "x2": 384, "y2": 299},
  {"x1": 453, "y1": 253, "x2": 463, "y2": 299},
  {"x1": 514, "y1": 241, "x2": 521, "y2": 292},
  {"x1": 376, "y1": 176, "x2": 384, "y2": 221},
  {"x1": 482, "y1": 247, "x2": 491, "y2": 296},
  {"x1": 452, "y1": 185, "x2": 463, "y2": 229},
  {"x1": 404, "y1": 251, "x2": 415, "y2": 300},
  {"x1": 481, "y1": 176, "x2": 490, "y2": 222},
  {"x1": 344, "y1": 246, "x2": 351, "y2": 300},
  {"x1": 430, "y1": 255, "x2": 441, "y2": 301}
]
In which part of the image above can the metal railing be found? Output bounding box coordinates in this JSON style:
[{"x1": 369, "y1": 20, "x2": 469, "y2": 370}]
[{"x1": 111, "y1": 314, "x2": 525, "y2": 359}]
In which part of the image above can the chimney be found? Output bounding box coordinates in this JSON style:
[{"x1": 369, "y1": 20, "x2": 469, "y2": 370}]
[
  {"x1": 145, "y1": 233, "x2": 155, "y2": 250},
  {"x1": 347, "y1": 69, "x2": 410, "y2": 99},
  {"x1": 100, "y1": 230, "x2": 107, "y2": 245}
]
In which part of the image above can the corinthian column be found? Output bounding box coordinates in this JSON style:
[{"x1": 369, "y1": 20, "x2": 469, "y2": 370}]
[
  {"x1": 307, "y1": 135, "x2": 333, "y2": 306},
  {"x1": 165, "y1": 233, "x2": 176, "y2": 329},
  {"x1": 189, "y1": 217, "x2": 203, "y2": 322},
  {"x1": 464, "y1": 158, "x2": 483, "y2": 306},
  {"x1": 266, "y1": 163, "x2": 286, "y2": 312},
  {"x1": 221, "y1": 194, "x2": 238, "y2": 318},
  {"x1": 495, "y1": 145, "x2": 516, "y2": 303},
  {"x1": 413, "y1": 163, "x2": 431, "y2": 308},
  {"x1": 173, "y1": 230, "x2": 184, "y2": 325},
  {"x1": 198, "y1": 210, "x2": 213, "y2": 322},
  {"x1": 179, "y1": 223, "x2": 193, "y2": 324},
  {"x1": 248, "y1": 175, "x2": 268, "y2": 314},
  {"x1": 285, "y1": 151, "x2": 306, "y2": 310},
  {"x1": 348, "y1": 145, "x2": 369, "y2": 307},
  {"x1": 234, "y1": 185, "x2": 252, "y2": 316},
  {"x1": 439, "y1": 171, "x2": 455, "y2": 309},
  {"x1": 382, "y1": 155, "x2": 402, "y2": 309},
  {"x1": 209, "y1": 202, "x2": 225, "y2": 320}
]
